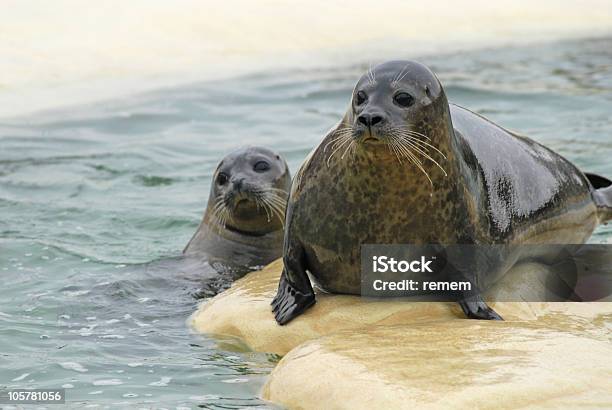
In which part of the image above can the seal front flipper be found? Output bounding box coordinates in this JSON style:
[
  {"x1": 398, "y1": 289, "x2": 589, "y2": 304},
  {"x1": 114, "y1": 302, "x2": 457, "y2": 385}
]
[
  {"x1": 271, "y1": 243, "x2": 315, "y2": 325},
  {"x1": 458, "y1": 295, "x2": 503, "y2": 320}
]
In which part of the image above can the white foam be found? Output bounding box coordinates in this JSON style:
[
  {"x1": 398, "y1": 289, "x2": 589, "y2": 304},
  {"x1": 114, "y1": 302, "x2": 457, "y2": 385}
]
[
  {"x1": 62, "y1": 383, "x2": 75, "y2": 388},
  {"x1": 148, "y1": 376, "x2": 172, "y2": 387},
  {"x1": 1, "y1": 0, "x2": 611, "y2": 119},
  {"x1": 11, "y1": 373, "x2": 30, "y2": 382},
  {"x1": 133, "y1": 319, "x2": 151, "y2": 328},
  {"x1": 60, "y1": 362, "x2": 88, "y2": 373},
  {"x1": 99, "y1": 334, "x2": 125, "y2": 339},
  {"x1": 63, "y1": 290, "x2": 90, "y2": 297},
  {"x1": 93, "y1": 379, "x2": 123, "y2": 386},
  {"x1": 189, "y1": 395, "x2": 220, "y2": 401},
  {"x1": 221, "y1": 378, "x2": 249, "y2": 384}
]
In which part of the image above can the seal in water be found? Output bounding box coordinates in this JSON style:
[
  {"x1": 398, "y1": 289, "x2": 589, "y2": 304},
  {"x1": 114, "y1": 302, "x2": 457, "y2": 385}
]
[
  {"x1": 184, "y1": 146, "x2": 291, "y2": 279},
  {"x1": 272, "y1": 60, "x2": 612, "y2": 325}
]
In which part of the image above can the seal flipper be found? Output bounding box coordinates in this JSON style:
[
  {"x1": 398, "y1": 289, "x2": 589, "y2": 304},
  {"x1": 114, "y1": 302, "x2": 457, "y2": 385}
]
[
  {"x1": 271, "y1": 243, "x2": 315, "y2": 325},
  {"x1": 585, "y1": 172, "x2": 612, "y2": 224},
  {"x1": 458, "y1": 295, "x2": 503, "y2": 320},
  {"x1": 584, "y1": 172, "x2": 612, "y2": 189}
]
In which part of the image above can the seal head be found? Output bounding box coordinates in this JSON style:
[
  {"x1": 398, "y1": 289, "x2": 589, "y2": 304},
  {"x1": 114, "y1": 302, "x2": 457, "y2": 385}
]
[
  {"x1": 184, "y1": 146, "x2": 291, "y2": 274},
  {"x1": 319, "y1": 60, "x2": 453, "y2": 190},
  {"x1": 351, "y1": 61, "x2": 445, "y2": 145}
]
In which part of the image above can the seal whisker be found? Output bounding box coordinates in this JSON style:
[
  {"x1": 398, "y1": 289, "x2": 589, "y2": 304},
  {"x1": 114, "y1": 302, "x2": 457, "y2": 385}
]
[
  {"x1": 399, "y1": 127, "x2": 433, "y2": 142},
  {"x1": 388, "y1": 131, "x2": 423, "y2": 163},
  {"x1": 216, "y1": 206, "x2": 227, "y2": 229},
  {"x1": 328, "y1": 128, "x2": 354, "y2": 138},
  {"x1": 257, "y1": 196, "x2": 272, "y2": 222},
  {"x1": 395, "y1": 135, "x2": 449, "y2": 177},
  {"x1": 258, "y1": 186, "x2": 289, "y2": 198},
  {"x1": 261, "y1": 193, "x2": 285, "y2": 227},
  {"x1": 330, "y1": 136, "x2": 352, "y2": 152},
  {"x1": 268, "y1": 201, "x2": 287, "y2": 217},
  {"x1": 403, "y1": 136, "x2": 447, "y2": 159},
  {"x1": 212, "y1": 196, "x2": 225, "y2": 210},
  {"x1": 266, "y1": 199, "x2": 286, "y2": 228},
  {"x1": 258, "y1": 187, "x2": 288, "y2": 227},
  {"x1": 211, "y1": 203, "x2": 223, "y2": 218},
  {"x1": 391, "y1": 138, "x2": 434, "y2": 187},
  {"x1": 393, "y1": 147, "x2": 403, "y2": 165},
  {"x1": 367, "y1": 63, "x2": 376, "y2": 85},
  {"x1": 211, "y1": 197, "x2": 227, "y2": 226},
  {"x1": 324, "y1": 132, "x2": 353, "y2": 152},
  {"x1": 384, "y1": 136, "x2": 403, "y2": 164},
  {"x1": 260, "y1": 185, "x2": 288, "y2": 196},
  {"x1": 326, "y1": 135, "x2": 353, "y2": 167},
  {"x1": 221, "y1": 206, "x2": 232, "y2": 228},
  {"x1": 389, "y1": 131, "x2": 430, "y2": 156},
  {"x1": 266, "y1": 193, "x2": 290, "y2": 204},
  {"x1": 350, "y1": 139, "x2": 358, "y2": 160},
  {"x1": 203, "y1": 197, "x2": 226, "y2": 239},
  {"x1": 391, "y1": 139, "x2": 413, "y2": 165},
  {"x1": 390, "y1": 132, "x2": 448, "y2": 177},
  {"x1": 340, "y1": 139, "x2": 356, "y2": 160},
  {"x1": 333, "y1": 127, "x2": 355, "y2": 133},
  {"x1": 267, "y1": 198, "x2": 285, "y2": 208},
  {"x1": 217, "y1": 196, "x2": 233, "y2": 228},
  {"x1": 264, "y1": 194, "x2": 289, "y2": 213},
  {"x1": 390, "y1": 127, "x2": 448, "y2": 159},
  {"x1": 391, "y1": 63, "x2": 411, "y2": 87}
]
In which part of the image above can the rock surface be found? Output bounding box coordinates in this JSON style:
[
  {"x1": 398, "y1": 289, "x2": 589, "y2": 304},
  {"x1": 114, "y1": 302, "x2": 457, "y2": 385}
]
[
  {"x1": 190, "y1": 259, "x2": 612, "y2": 409},
  {"x1": 263, "y1": 321, "x2": 612, "y2": 409}
]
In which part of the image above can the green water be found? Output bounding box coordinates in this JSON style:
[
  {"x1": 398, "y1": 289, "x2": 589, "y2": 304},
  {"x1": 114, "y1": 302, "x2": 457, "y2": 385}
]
[{"x1": 1, "y1": 37, "x2": 611, "y2": 409}]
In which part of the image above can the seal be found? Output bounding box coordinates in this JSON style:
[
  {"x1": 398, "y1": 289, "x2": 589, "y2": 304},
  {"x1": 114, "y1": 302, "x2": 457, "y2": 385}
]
[
  {"x1": 271, "y1": 60, "x2": 612, "y2": 325},
  {"x1": 184, "y1": 146, "x2": 291, "y2": 277}
]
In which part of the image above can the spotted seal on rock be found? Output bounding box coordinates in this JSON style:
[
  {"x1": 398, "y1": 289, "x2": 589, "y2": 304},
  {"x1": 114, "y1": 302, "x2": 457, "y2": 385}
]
[
  {"x1": 271, "y1": 60, "x2": 612, "y2": 325},
  {"x1": 184, "y1": 146, "x2": 291, "y2": 277}
]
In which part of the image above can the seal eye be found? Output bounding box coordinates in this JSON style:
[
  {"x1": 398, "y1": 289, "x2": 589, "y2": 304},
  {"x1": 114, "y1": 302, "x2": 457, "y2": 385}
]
[
  {"x1": 253, "y1": 161, "x2": 270, "y2": 173},
  {"x1": 355, "y1": 91, "x2": 367, "y2": 106},
  {"x1": 217, "y1": 172, "x2": 229, "y2": 185},
  {"x1": 394, "y1": 92, "x2": 414, "y2": 107}
]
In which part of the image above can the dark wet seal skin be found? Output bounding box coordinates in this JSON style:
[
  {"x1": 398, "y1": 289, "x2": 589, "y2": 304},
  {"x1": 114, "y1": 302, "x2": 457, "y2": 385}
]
[
  {"x1": 184, "y1": 146, "x2": 291, "y2": 278},
  {"x1": 272, "y1": 60, "x2": 612, "y2": 325}
]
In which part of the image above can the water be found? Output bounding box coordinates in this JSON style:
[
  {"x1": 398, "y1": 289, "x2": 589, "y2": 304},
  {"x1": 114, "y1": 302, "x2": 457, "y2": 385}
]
[
  {"x1": 1, "y1": 37, "x2": 611, "y2": 408},
  {"x1": 4, "y1": 0, "x2": 612, "y2": 118}
]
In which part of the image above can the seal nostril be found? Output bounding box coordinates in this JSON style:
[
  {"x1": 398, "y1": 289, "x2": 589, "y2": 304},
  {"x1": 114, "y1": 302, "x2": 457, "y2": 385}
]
[
  {"x1": 357, "y1": 115, "x2": 369, "y2": 126},
  {"x1": 232, "y1": 178, "x2": 244, "y2": 190},
  {"x1": 371, "y1": 115, "x2": 383, "y2": 126},
  {"x1": 357, "y1": 114, "x2": 384, "y2": 127}
]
